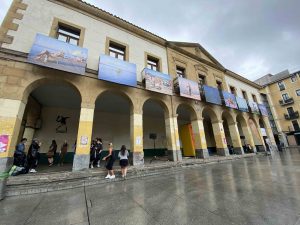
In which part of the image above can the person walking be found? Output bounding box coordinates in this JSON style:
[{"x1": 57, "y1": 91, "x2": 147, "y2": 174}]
[
  {"x1": 103, "y1": 143, "x2": 115, "y2": 179},
  {"x1": 118, "y1": 145, "x2": 129, "y2": 179},
  {"x1": 59, "y1": 140, "x2": 68, "y2": 166},
  {"x1": 27, "y1": 139, "x2": 41, "y2": 173},
  {"x1": 47, "y1": 140, "x2": 57, "y2": 166}
]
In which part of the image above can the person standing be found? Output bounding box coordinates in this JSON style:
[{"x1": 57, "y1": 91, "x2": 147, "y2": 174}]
[
  {"x1": 59, "y1": 140, "x2": 68, "y2": 166},
  {"x1": 94, "y1": 138, "x2": 103, "y2": 168},
  {"x1": 118, "y1": 145, "x2": 129, "y2": 179},
  {"x1": 47, "y1": 140, "x2": 57, "y2": 166},
  {"x1": 89, "y1": 139, "x2": 96, "y2": 168},
  {"x1": 27, "y1": 139, "x2": 41, "y2": 173},
  {"x1": 103, "y1": 143, "x2": 115, "y2": 179},
  {"x1": 13, "y1": 138, "x2": 27, "y2": 167}
]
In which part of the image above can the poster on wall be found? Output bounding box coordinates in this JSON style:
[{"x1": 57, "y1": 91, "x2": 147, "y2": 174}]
[
  {"x1": 203, "y1": 85, "x2": 222, "y2": 105},
  {"x1": 28, "y1": 34, "x2": 88, "y2": 75},
  {"x1": 222, "y1": 91, "x2": 238, "y2": 109},
  {"x1": 0, "y1": 135, "x2": 9, "y2": 153},
  {"x1": 98, "y1": 54, "x2": 137, "y2": 87},
  {"x1": 142, "y1": 68, "x2": 173, "y2": 95},
  {"x1": 56, "y1": 115, "x2": 69, "y2": 133},
  {"x1": 236, "y1": 97, "x2": 249, "y2": 112},
  {"x1": 248, "y1": 101, "x2": 260, "y2": 114},
  {"x1": 175, "y1": 77, "x2": 201, "y2": 100},
  {"x1": 258, "y1": 104, "x2": 268, "y2": 116}
]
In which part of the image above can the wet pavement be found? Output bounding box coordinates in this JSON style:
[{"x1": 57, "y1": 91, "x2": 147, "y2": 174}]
[{"x1": 1, "y1": 149, "x2": 300, "y2": 225}]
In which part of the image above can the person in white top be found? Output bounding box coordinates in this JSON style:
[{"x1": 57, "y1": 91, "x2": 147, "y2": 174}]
[{"x1": 118, "y1": 145, "x2": 129, "y2": 179}]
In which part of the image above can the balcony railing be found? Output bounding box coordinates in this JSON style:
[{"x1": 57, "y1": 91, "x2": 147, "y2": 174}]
[
  {"x1": 284, "y1": 111, "x2": 299, "y2": 120},
  {"x1": 279, "y1": 97, "x2": 294, "y2": 105}
]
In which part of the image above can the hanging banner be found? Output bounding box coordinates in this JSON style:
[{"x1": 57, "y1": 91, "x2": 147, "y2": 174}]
[
  {"x1": 222, "y1": 91, "x2": 238, "y2": 109},
  {"x1": 142, "y1": 68, "x2": 173, "y2": 95},
  {"x1": 236, "y1": 97, "x2": 249, "y2": 112},
  {"x1": 98, "y1": 54, "x2": 137, "y2": 87},
  {"x1": 175, "y1": 77, "x2": 201, "y2": 100},
  {"x1": 258, "y1": 104, "x2": 268, "y2": 116},
  {"x1": 203, "y1": 85, "x2": 222, "y2": 105},
  {"x1": 0, "y1": 135, "x2": 9, "y2": 153},
  {"x1": 248, "y1": 101, "x2": 260, "y2": 114},
  {"x1": 28, "y1": 34, "x2": 88, "y2": 75}
]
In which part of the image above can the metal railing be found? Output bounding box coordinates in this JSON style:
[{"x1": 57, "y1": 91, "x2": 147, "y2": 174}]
[
  {"x1": 279, "y1": 97, "x2": 294, "y2": 105},
  {"x1": 284, "y1": 111, "x2": 299, "y2": 120}
]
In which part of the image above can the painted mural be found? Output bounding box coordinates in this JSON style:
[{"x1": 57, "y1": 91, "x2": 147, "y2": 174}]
[
  {"x1": 236, "y1": 97, "x2": 249, "y2": 112},
  {"x1": 28, "y1": 34, "x2": 88, "y2": 75},
  {"x1": 258, "y1": 104, "x2": 268, "y2": 116},
  {"x1": 176, "y1": 77, "x2": 201, "y2": 100},
  {"x1": 222, "y1": 91, "x2": 238, "y2": 109},
  {"x1": 143, "y1": 68, "x2": 173, "y2": 95},
  {"x1": 203, "y1": 85, "x2": 222, "y2": 105},
  {"x1": 0, "y1": 135, "x2": 9, "y2": 153},
  {"x1": 98, "y1": 54, "x2": 137, "y2": 87}
]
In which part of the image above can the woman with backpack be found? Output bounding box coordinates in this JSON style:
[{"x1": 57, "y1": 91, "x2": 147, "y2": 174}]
[
  {"x1": 103, "y1": 143, "x2": 115, "y2": 179},
  {"x1": 118, "y1": 145, "x2": 129, "y2": 179}
]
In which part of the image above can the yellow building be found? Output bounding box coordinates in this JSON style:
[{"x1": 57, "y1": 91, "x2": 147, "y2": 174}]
[{"x1": 256, "y1": 70, "x2": 300, "y2": 146}]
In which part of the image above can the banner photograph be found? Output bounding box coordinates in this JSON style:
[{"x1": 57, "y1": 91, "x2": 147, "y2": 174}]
[
  {"x1": 98, "y1": 54, "x2": 137, "y2": 87},
  {"x1": 203, "y1": 85, "x2": 222, "y2": 105},
  {"x1": 248, "y1": 101, "x2": 260, "y2": 114},
  {"x1": 175, "y1": 77, "x2": 201, "y2": 100},
  {"x1": 28, "y1": 34, "x2": 88, "y2": 75},
  {"x1": 142, "y1": 68, "x2": 173, "y2": 95},
  {"x1": 222, "y1": 91, "x2": 238, "y2": 109},
  {"x1": 236, "y1": 97, "x2": 249, "y2": 112},
  {"x1": 258, "y1": 104, "x2": 268, "y2": 116}
]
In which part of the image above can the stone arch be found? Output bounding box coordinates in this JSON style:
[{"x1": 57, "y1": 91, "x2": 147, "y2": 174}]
[
  {"x1": 201, "y1": 106, "x2": 218, "y2": 122},
  {"x1": 142, "y1": 97, "x2": 170, "y2": 118},
  {"x1": 176, "y1": 103, "x2": 198, "y2": 121}
]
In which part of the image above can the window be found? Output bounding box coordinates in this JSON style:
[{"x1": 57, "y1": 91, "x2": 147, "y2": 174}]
[
  {"x1": 176, "y1": 66, "x2": 185, "y2": 78},
  {"x1": 287, "y1": 107, "x2": 294, "y2": 115},
  {"x1": 278, "y1": 81, "x2": 285, "y2": 91},
  {"x1": 216, "y1": 81, "x2": 223, "y2": 90},
  {"x1": 252, "y1": 94, "x2": 257, "y2": 103},
  {"x1": 282, "y1": 93, "x2": 289, "y2": 101},
  {"x1": 198, "y1": 74, "x2": 206, "y2": 86},
  {"x1": 109, "y1": 42, "x2": 126, "y2": 60},
  {"x1": 57, "y1": 24, "x2": 80, "y2": 45},
  {"x1": 291, "y1": 75, "x2": 297, "y2": 83},
  {"x1": 147, "y1": 56, "x2": 159, "y2": 71},
  {"x1": 230, "y1": 86, "x2": 236, "y2": 95},
  {"x1": 242, "y1": 90, "x2": 248, "y2": 100},
  {"x1": 296, "y1": 89, "x2": 300, "y2": 96},
  {"x1": 292, "y1": 120, "x2": 300, "y2": 131}
]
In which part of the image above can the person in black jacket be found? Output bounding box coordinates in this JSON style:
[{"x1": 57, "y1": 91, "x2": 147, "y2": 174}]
[
  {"x1": 94, "y1": 138, "x2": 103, "y2": 168},
  {"x1": 13, "y1": 138, "x2": 27, "y2": 167},
  {"x1": 27, "y1": 139, "x2": 41, "y2": 173}
]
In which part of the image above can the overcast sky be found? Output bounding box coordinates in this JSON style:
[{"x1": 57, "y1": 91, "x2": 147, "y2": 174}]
[{"x1": 1, "y1": 0, "x2": 299, "y2": 81}]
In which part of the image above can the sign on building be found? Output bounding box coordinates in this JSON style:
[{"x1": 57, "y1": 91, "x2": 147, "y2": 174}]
[
  {"x1": 174, "y1": 77, "x2": 201, "y2": 100},
  {"x1": 203, "y1": 85, "x2": 222, "y2": 105},
  {"x1": 236, "y1": 97, "x2": 249, "y2": 112},
  {"x1": 222, "y1": 91, "x2": 238, "y2": 109}
]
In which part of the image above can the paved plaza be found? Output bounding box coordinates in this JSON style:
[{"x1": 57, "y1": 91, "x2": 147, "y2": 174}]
[{"x1": 1, "y1": 149, "x2": 300, "y2": 225}]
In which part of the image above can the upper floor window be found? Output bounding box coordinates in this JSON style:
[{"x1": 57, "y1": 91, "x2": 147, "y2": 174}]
[
  {"x1": 252, "y1": 94, "x2": 257, "y2": 103},
  {"x1": 291, "y1": 75, "x2": 297, "y2": 83},
  {"x1": 282, "y1": 93, "x2": 289, "y2": 101},
  {"x1": 229, "y1": 86, "x2": 236, "y2": 95},
  {"x1": 278, "y1": 81, "x2": 285, "y2": 91},
  {"x1": 57, "y1": 24, "x2": 80, "y2": 46},
  {"x1": 292, "y1": 120, "x2": 300, "y2": 131},
  {"x1": 216, "y1": 81, "x2": 223, "y2": 90},
  {"x1": 176, "y1": 66, "x2": 185, "y2": 78},
  {"x1": 287, "y1": 107, "x2": 294, "y2": 115},
  {"x1": 198, "y1": 74, "x2": 206, "y2": 86},
  {"x1": 109, "y1": 42, "x2": 126, "y2": 61},
  {"x1": 147, "y1": 56, "x2": 159, "y2": 71},
  {"x1": 242, "y1": 90, "x2": 248, "y2": 100},
  {"x1": 296, "y1": 89, "x2": 300, "y2": 96}
]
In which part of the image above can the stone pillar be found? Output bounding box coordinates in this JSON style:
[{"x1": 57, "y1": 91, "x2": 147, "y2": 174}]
[
  {"x1": 241, "y1": 124, "x2": 257, "y2": 153},
  {"x1": 72, "y1": 107, "x2": 94, "y2": 171},
  {"x1": 228, "y1": 122, "x2": 244, "y2": 155},
  {"x1": 0, "y1": 98, "x2": 26, "y2": 200},
  {"x1": 130, "y1": 113, "x2": 144, "y2": 166},
  {"x1": 212, "y1": 120, "x2": 230, "y2": 156},
  {"x1": 22, "y1": 127, "x2": 35, "y2": 151},
  {"x1": 165, "y1": 115, "x2": 181, "y2": 161},
  {"x1": 191, "y1": 118, "x2": 209, "y2": 158},
  {"x1": 262, "y1": 117, "x2": 277, "y2": 151}
]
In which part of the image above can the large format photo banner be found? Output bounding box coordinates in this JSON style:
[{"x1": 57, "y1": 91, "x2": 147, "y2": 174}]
[
  {"x1": 142, "y1": 68, "x2": 173, "y2": 95},
  {"x1": 98, "y1": 54, "x2": 137, "y2": 87},
  {"x1": 176, "y1": 77, "x2": 201, "y2": 100},
  {"x1": 248, "y1": 101, "x2": 260, "y2": 114},
  {"x1": 258, "y1": 104, "x2": 268, "y2": 116},
  {"x1": 236, "y1": 97, "x2": 249, "y2": 112},
  {"x1": 28, "y1": 34, "x2": 88, "y2": 75},
  {"x1": 222, "y1": 91, "x2": 238, "y2": 109},
  {"x1": 203, "y1": 85, "x2": 222, "y2": 105}
]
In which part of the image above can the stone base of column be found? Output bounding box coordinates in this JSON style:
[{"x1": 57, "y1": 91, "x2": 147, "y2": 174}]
[
  {"x1": 132, "y1": 152, "x2": 144, "y2": 166},
  {"x1": 177, "y1": 150, "x2": 182, "y2": 161},
  {"x1": 256, "y1": 145, "x2": 266, "y2": 152},
  {"x1": 233, "y1": 147, "x2": 244, "y2": 155},
  {"x1": 250, "y1": 146, "x2": 257, "y2": 153},
  {"x1": 0, "y1": 157, "x2": 13, "y2": 200},
  {"x1": 217, "y1": 148, "x2": 230, "y2": 156},
  {"x1": 195, "y1": 149, "x2": 209, "y2": 159},
  {"x1": 167, "y1": 150, "x2": 182, "y2": 161},
  {"x1": 72, "y1": 154, "x2": 90, "y2": 171}
]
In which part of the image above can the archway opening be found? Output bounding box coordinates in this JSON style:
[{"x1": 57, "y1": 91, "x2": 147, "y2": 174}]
[
  {"x1": 222, "y1": 112, "x2": 234, "y2": 155},
  {"x1": 249, "y1": 118, "x2": 264, "y2": 151},
  {"x1": 259, "y1": 118, "x2": 270, "y2": 151},
  {"x1": 202, "y1": 107, "x2": 218, "y2": 156}
]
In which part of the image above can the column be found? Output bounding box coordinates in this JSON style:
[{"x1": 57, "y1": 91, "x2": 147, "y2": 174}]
[
  {"x1": 241, "y1": 124, "x2": 257, "y2": 153},
  {"x1": 191, "y1": 118, "x2": 209, "y2": 158},
  {"x1": 165, "y1": 115, "x2": 181, "y2": 161},
  {"x1": 262, "y1": 117, "x2": 277, "y2": 151},
  {"x1": 0, "y1": 98, "x2": 26, "y2": 199},
  {"x1": 130, "y1": 113, "x2": 144, "y2": 166},
  {"x1": 212, "y1": 120, "x2": 230, "y2": 156},
  {"x1": 228, "y1": 122, "x2": 244, "y2": 154},
  {"x1": 72, "y1": 107, "x2": 94, "y2": 171}
]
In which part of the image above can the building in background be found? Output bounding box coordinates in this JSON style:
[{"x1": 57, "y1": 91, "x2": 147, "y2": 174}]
[{"x1": 255, "y1": 70, "x2": 300, "y2": 146}]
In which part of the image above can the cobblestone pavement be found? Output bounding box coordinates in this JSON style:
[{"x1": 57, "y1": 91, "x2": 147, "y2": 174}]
[{"x1": 1, "y1": 149, "x2": 300, "y2": 225}]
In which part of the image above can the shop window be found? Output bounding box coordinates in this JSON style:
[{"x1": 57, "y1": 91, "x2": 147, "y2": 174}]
[
  {"x1": 109, "y1": 42, "x2": 126, "y2": 61},
  {"x1": 292, "y1": 120, "x2": 300, "y2": 131},
  {"x1": 282, "y1": 93, "x2": 289, "y2": 101},
  {"x1": 296, "y1": 89, "x2": 300, "y2": 96},
  {"x1": 176, "y1": 66, "x2": 185, "y2": 78},
  {"x1": 147, "y1": 56, "x2": 159, "y2": 71},
  {"x1": 57, "y1": 24, "x2": 80, "y2": 46},
  {"x1": 291, "y1": 75, "x2": 297, "y2": 83},
  {"x1": 278, "y1": 81, "x2": 285, "y2": 91}
]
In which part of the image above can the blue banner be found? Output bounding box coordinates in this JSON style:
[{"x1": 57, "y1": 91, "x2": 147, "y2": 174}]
[
  {"x1": 176, "y1": 77, "x2": 201, "y2": 100},
  {"x1": 98, "y1": 54, "x2": 137, "y2": 87},
  {"x1": 236, "y1": 97, "x2": 249, "y2": 112},
  {"x1": 258, "y1": 104, "x2": 268, "y2": 116},
  {"x1": 142, "y1": 68, "x2": 172, "y2": 95},
  {"x1": 222, "y1": 91, "x2": 238, "y2": 109},
  {"x1": 203, "y1": 85, "x2": 222, "y2": 105},
  {"x1": 28, "y1": 34, "x2": 88, "y2": 75}
]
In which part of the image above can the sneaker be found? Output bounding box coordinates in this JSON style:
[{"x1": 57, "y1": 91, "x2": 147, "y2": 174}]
[
  {"x1": 109, "y1": 175, "x2": 115, "y2": 179},
  {"x1": 30, "y1": 169, "x2": 37, "y2": 173},
  {"x1": 90, "y1": 165, "x2": 94, "y2": 169},
  {"x1": 105, "y1": 175, "x2": 111, "y2": 179},
  {"x1": 97, "y1": 164, "x2": 100, "y2": 168}
]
